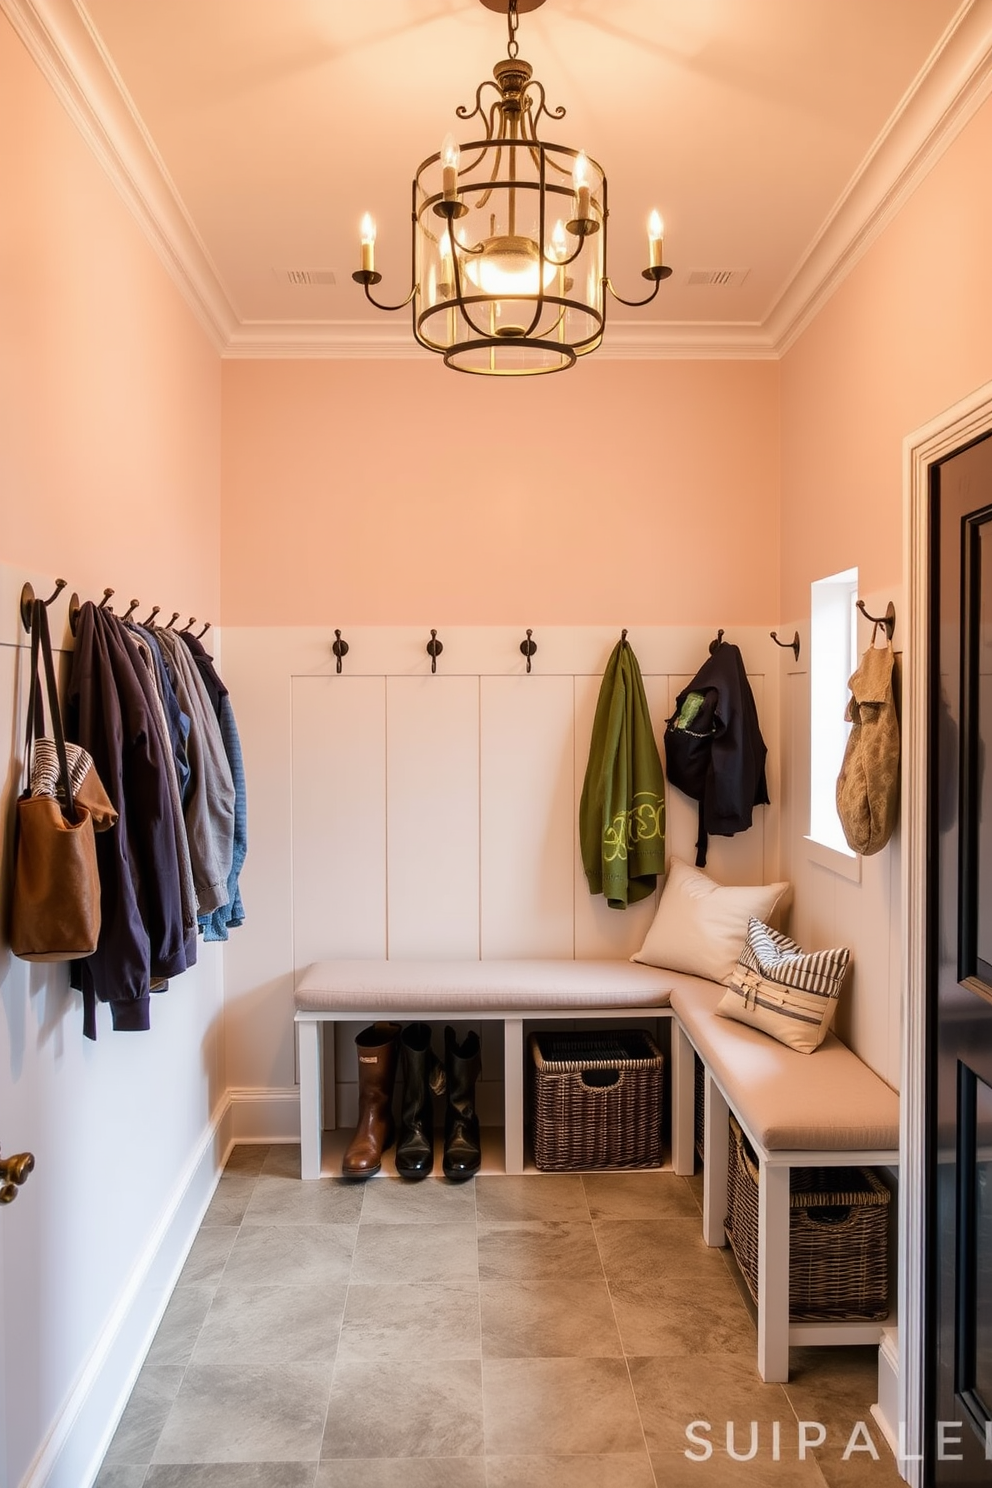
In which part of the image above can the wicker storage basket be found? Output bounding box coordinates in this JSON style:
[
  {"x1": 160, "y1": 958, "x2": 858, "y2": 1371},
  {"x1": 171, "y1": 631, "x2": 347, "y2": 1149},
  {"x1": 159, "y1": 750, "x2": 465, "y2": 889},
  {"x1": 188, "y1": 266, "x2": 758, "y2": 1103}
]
[
  {"x1": 529, "y1": 1029, "x2": 663, "y2": 1171},
  {"x1": 693, "y1": 1054, "x2": 706, "y2": 1163},
  {"x1": 725, "y1": 1115, "x2": 890, "y2": 1321}
]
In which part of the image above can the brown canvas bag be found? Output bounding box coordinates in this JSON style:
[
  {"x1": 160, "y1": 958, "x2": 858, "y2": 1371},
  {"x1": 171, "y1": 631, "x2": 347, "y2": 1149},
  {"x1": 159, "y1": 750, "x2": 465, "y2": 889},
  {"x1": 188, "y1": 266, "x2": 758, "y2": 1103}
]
[
  {"x1": 10, "y1": 598, "x2": 102, "y2": 961},
  {"x1": 836, "y1": 635, "x2": 900, "y2": 857}
]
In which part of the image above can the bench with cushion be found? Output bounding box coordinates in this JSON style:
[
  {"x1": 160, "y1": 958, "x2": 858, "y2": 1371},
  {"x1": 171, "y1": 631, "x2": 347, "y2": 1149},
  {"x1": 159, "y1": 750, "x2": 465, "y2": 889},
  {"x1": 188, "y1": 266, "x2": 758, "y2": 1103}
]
[{"x1": 294, "y1": 955, "x2": 900, "y2": 1383}]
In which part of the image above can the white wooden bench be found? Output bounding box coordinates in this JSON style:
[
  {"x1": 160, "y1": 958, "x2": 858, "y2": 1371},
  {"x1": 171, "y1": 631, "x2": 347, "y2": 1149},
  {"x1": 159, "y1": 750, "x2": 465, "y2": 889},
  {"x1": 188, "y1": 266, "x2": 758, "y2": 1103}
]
[{"x1": 295, "y1": 957, "x2": 900, "y2": 1384}]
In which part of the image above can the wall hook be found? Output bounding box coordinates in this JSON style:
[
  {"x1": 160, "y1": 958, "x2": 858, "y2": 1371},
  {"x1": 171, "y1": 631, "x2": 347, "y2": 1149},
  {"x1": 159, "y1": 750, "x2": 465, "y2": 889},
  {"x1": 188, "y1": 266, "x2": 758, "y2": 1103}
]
[
  {"x1": 332, "y1": 629, "x2": 349, "y2": 674},
  {"x1": 196, "y1": 622, "x2": 211, "y2": 640},
  {"x1": 121, "y1": 598, "x2": 140, "y2": 621},
  {"x1": 68, "y1": 592, "x2": 81, "y2": 635},
  {"x1": 855, "y1": 599, "x2": 896, "y2": 642},
  {"x1": 180, "y1": 617, "x2": 196, "y2": 633},
  {"x1": 19, "y1": 578, "x2": 67, "y2": 631},
  {"x1": 520, "y1": 629, "x2": 537, "y2": 672},
  {"x1": 164, "y1": 611, "x2": 180, "y2": 630},
  {"x1": 620, "y1": 628, "x2": 628, "y2": 647},
  {"x1": 427, "y1": 629, "x2": 443, "y2": 673},
  {"x1": 141, "y1": 605, "x2": 161, "y2": 627},
  {"x1": 709, "y1": 628, "x2": 725, "y2": 654},
  {"x1": 770, "y1": 629, "x2": 801, "y2": 661}
]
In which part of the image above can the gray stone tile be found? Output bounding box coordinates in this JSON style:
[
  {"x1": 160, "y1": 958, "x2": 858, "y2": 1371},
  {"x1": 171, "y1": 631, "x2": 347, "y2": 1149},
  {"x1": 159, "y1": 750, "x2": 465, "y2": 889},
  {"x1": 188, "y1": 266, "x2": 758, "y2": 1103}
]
[
  {"x1": 145, "y1": 1286, "x2": 214, "y2": 1368},
  {"x1": 359, "y1": 1175, "x2": 477, "y2": 1224},
  {"x1": 583, "y1": 1171, "x2": 700, "y2": 1222},
  {"x1": 650, "y1": 1450, "x2": 828, "y2": 1486},
  {"x1": 608, "y1": 1274, "x2": 756, "y2": 1357},
  {"x1": 222, "y1": 1145, "x2": 269, "y2": 1175},
  {"x1": 152, "y1": 1363, "x2": 331, "y2": 1463},
  {"x1": 475, "y1": 1175, "x2": 590, "y2": 1223},
  {"x1": 175, "y1": 1229, "x2": 238, "y2": 1288},
  {"x1": 104, "y1": 1367, "x2": 185, "y2": 1465},
  {"x1": 201, "y1": 1176, "x2": 258, "y2": 1228},
  {"x1": 593, "y1": 1217, "x2": 734, "y2": 1285},
  {"x1": 481, "y1": 1278, "x2": 622, "y2": 1358},
  {"x1": 316, "y1": 1459, "x2": 485, "y2": 1486},
  {"x1": 350, "y1": 1222, "x2": 478, "y2": 1285},
  {"x1": 222, "y1": 1224, "x2": 356, "y2": 1287},
  {"x1": 482, "y1": 1357, "x2": 644, "y2": 1456},
  {"x1": 93, "y1": 1466, "x2": 149, "y2": 1488},
  {"x1": 338, "y1": 1282, "x2": 481, "y2": 1361},
  {"x1": 486, "y1": 1455, "x2": 657, "y2": 1487},
  {"x1": 478, "y1": 1221, "x2": 604, "y2": 1283},
  {"x1": 144, "y1": 1469, "x2": 316, "y2": 1488},
  {"x1": 192, "y1": 1283, "x2": 347, "y2": 1365},
  {"x1": 627, "y1": 1354, "x2": 791, "y2": 1455},
  {"x1": 260, "y1": 1145, "x2": 302, "y2": 1178},
  {"x1": 243, "y1": 1174, "x2": 364, "y2": 1225},
  {"x1": 321, "y1": 1359, "x2": 484, "y2": 1458}
]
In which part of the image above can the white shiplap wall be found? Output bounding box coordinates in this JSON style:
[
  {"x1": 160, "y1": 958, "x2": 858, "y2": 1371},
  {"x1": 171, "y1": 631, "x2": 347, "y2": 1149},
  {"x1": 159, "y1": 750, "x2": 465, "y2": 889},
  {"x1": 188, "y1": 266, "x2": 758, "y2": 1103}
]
[{"x1": 222, "y1": 625, "x2": 782, "y2": 1128}]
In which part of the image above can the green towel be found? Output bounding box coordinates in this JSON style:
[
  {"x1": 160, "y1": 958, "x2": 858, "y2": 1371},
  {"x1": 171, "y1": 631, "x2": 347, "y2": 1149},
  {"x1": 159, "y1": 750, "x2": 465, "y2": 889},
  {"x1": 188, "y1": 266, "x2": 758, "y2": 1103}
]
[{"x1": 579, "y1": 639, "x2": 667, "y2": 908}]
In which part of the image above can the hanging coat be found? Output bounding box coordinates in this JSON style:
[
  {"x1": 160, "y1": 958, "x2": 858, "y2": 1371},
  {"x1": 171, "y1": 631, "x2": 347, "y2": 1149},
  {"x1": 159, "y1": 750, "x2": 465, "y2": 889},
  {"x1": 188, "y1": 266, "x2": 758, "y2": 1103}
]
[
  {"x1": 579, "y1": 639, "x2": 666, "y2": 908},
  {"x1": 836, "y1": 638, "x2": 900, "y2": 855}
]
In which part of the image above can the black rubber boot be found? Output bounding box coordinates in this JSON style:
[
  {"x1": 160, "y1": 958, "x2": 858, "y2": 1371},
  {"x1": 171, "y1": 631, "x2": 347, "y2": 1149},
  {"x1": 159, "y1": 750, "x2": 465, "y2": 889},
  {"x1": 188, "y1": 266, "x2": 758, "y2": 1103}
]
[
  {"x1": 442, "y1": 1026, "x2": 482, "y2": 1181},
  {"x1": 395, "y1": 1023, "x2": 445, "y2": 1180}
]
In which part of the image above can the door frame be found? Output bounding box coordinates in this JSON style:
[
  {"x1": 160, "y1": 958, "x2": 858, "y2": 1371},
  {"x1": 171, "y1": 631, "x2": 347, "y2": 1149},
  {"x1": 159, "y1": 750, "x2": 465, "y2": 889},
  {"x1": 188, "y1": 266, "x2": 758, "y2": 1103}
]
[{"x1": 902, "y1": 376, "x2": 992, "y2": 1487}]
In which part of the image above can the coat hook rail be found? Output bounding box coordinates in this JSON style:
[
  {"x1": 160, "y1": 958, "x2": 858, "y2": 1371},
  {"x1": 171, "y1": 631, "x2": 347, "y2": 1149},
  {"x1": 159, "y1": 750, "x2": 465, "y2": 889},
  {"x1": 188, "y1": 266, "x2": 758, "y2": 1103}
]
[
  {"x1": 64, "y1": 593, "x2": 209, "y2": 639},
  {"x1": 427, "y1": 629, "x2": 443, "y2": 674},
  {"x1": 770, "y1": 629, "x2": 801, "y2": 661},
  {"x1": 709, "y1": 628, "x2": 725, "y2": 654},
  {"x1": 19, "y1": 578, "x2": 67, "y2": 632},
  {"x1": 855, "y1": 599, "x2": 896, "y2": 641},
  {"x1": 332, "y1": 629, "x2": 349, "y2": 674},
  {"x1": 520, "y1": 629, "x2": 537, "y2": 672}
]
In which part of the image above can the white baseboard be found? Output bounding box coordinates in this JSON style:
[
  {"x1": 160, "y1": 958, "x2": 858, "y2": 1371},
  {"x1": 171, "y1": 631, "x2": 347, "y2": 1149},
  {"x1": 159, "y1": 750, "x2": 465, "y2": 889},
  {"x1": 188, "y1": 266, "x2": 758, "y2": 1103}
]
[
  {"x1": 22, "y1": 1096, "x2": 230, "y2": 1488},
  {"x1": 871, "y1": 1326, "x2": 904, "y2": 1479},
  {"x1": 227, "y1": 1085, "x2": 301, "y2": 1143}
]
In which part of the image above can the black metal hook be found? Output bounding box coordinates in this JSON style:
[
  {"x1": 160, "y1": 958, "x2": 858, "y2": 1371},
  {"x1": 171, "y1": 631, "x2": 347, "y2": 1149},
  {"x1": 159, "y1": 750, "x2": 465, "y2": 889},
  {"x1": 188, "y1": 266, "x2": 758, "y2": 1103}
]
[
  {"x1": 19, "y1": 578, "x2": 67, "y2": 631},
  {"x1": 520, "y1": 629, "x2": 537, "y2": 673},
  {"x1": 620, "y1": 628, "x2": 628, "y2": 648},
  {"x1": 770, "y1": 629, "x2": 801, "y2": 661},
  {"x1": 855, "y1": 599, "x2": 896, "y2": 642},
  {"x1": 332, "y1": 629, "x2": 349, "y2": 674},
  {"x1": 427, "y1": 629, "x2": 443, "y2": 674},
  {"x1": 709, "y1": 628, "x2": 725, "y2": 654}
]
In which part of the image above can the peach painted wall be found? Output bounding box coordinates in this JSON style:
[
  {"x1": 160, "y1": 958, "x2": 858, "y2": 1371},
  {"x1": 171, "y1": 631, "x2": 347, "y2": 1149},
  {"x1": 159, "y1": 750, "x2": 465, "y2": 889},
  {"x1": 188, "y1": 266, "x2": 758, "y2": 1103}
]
[
  {"x1": 221, "y1": 357, "x2": 781, "y2": 626},
  {"x1": 780, "y1": 94, "x2": 992, "y2": 617},
  {"x1": 0, "y1": 16, "x2": 221, "y2": 616}
]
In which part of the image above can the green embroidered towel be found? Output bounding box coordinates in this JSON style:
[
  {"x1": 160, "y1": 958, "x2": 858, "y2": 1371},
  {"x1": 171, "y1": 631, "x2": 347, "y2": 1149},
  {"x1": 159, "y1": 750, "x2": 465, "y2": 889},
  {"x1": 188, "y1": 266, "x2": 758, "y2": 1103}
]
[{"x1": 579, "y1": 639, "x2": 667, "y2": 908}]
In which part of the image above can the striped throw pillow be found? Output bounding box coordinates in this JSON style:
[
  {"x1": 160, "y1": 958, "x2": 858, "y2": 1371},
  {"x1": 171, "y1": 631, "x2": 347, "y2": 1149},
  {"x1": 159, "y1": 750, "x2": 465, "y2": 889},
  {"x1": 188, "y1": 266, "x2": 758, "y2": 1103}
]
[{"x1": 715, "y1": 918, "x2": 850, "y2": 1054}]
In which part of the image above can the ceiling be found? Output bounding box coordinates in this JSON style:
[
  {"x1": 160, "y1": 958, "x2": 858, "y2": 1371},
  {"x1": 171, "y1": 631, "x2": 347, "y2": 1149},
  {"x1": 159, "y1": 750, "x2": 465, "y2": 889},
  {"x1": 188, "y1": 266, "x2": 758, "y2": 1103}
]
[{"x1": 8, "y1": 0, "x2": 992, "y2": 356}]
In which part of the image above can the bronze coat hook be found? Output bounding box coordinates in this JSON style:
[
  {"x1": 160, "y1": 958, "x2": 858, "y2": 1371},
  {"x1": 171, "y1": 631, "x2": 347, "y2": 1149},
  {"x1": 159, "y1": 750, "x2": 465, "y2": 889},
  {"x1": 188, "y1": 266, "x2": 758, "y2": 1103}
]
[
  {"x1": 19, "y1": 578, "x2": 67, "y2": 630},
  {"x1": 142, "y1": 605, "x2": 161, "y2": 627},
  {"x1": 520, "y1": 629, "x2": 537, "y2": 672},
  {"x1": 427, "y1": 629, "x2": 443, "y2": 674},
  {"x1": 855, "y1": 599, "x2": 896, "y2": 642},
  {"x1": 122, "y1": 598, "x2": 140, "y2": 621},
  {"x1": 332, "y1": 629, "x2": 349, "y2": 674},
  {"x1": 196, "y1": 622, "x2": 211, "y2": 640},
  {"x1": 98, "y1": 587, "x2": 115, "y2": 610},
  {"x1": 709, "y1": 628, "x2": 725, "y2": 654},
  {"x1": 770, "y1": 630, "x2": 801, "y2": 661},
  {"x1": 180, "y1": 617, "x2": 196, "y2": 633},
  {"x1": 164, "y1": 612, "x2": 180, "y2": 630}
]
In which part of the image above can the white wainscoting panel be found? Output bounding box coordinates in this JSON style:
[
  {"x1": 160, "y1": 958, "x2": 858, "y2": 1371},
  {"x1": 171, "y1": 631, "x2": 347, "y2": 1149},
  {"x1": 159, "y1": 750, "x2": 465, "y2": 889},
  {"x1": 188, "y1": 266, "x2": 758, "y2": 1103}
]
[
  {"x1": 480, "y1": 675, "x2": 575, "y2": 958},
  {"x1": 386, "y1": 675, "x2": 481, "y2": 959},
  {"x1": 291, "y1": 675, "x2": 387, "y2": 966}
]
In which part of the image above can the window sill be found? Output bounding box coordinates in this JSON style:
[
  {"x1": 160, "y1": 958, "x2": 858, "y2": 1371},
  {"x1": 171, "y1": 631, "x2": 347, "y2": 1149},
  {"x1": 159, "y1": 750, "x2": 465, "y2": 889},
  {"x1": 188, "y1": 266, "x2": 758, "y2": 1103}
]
[{"x1": 804, "y1": 835, "x2": 862, "y2": 883}]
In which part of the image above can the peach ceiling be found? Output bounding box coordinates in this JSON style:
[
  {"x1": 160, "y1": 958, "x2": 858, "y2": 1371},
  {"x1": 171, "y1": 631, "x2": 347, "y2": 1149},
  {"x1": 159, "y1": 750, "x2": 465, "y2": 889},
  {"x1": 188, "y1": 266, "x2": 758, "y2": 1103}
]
[{"x1": 5, "y1": 0, "x2": 992, "y2": 356}]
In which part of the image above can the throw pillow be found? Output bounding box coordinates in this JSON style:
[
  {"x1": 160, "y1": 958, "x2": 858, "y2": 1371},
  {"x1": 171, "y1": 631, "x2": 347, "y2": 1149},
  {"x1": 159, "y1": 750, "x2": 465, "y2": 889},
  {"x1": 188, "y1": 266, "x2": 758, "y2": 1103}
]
[
  {"x1": 631, "y1": 858, "x2": 790, "y2": 984},
  {"x1": 715, "y1": 917, "x2": 851, "y2": 1054}
]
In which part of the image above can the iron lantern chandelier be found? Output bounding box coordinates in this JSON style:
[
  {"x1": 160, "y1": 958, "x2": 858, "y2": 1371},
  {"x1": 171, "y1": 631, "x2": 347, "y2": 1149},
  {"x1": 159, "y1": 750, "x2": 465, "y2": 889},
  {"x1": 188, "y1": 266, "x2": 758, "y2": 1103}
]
[{"x1": 353, "y1": 0, "x2": 672, "y2": 376}]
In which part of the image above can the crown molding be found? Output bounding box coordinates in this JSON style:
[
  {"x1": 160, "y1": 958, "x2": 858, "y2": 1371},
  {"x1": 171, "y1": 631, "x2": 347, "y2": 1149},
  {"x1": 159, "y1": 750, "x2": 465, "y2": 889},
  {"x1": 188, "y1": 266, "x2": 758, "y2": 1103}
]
[
  {"x1": 766, "y1": 0, "x2": 992, "y2": 355},
  {"x1": 5, "y1": 0, "x2": 990, "y2": 362},
  {"x1": 0, "y1": 0, "x2": 239, "y2": 352}
]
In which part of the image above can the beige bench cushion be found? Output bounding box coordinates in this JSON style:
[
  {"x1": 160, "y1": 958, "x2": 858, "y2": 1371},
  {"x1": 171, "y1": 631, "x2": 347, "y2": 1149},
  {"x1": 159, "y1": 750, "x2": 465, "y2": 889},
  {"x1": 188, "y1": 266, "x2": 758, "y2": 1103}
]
[
  {"x1": 671, "y1": 979, "x2": 899, "y2": 1152},
  {"x1": 296, "y1": 958, "x2": 679, "y2": 1013}
]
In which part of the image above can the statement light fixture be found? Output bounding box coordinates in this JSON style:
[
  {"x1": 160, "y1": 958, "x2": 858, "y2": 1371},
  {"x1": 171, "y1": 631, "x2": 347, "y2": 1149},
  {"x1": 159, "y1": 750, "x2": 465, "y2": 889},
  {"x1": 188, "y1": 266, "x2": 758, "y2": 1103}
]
[{"x1": 353, "y1": 0, "x2": 671, "y2": 376}]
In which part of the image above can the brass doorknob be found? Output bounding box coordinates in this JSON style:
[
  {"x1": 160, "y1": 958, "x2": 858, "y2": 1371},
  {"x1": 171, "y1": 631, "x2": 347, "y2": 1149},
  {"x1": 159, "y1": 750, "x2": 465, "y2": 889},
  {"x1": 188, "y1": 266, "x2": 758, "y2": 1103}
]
[{"x1": 0, "y1": 1148, "x2": 35, "y2": 1203}]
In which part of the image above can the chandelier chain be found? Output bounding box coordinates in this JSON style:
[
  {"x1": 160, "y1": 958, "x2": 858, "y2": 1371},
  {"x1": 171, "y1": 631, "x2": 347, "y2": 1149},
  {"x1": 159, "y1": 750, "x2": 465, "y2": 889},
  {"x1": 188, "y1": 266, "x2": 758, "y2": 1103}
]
[{"x1": 507, "y1": 0, "x2": 519, "y2": 59}]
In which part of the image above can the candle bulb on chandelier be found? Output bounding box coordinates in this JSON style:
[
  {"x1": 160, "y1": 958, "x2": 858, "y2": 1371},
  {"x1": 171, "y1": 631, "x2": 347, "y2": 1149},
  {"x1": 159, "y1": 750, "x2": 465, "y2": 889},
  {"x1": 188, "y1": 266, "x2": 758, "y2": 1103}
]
[
  {"x1": 441, "y1": 134, "x2": 460, "y2": 202},
  {"x1": 648, "y1": 210, "x2": 664, "y2": 270},
  {"x1": 360, "y1": 213, "x2": 376, "y2": 274},
  {"x1": 573, "y1": 152, "x2": 591, "y2": 222}
]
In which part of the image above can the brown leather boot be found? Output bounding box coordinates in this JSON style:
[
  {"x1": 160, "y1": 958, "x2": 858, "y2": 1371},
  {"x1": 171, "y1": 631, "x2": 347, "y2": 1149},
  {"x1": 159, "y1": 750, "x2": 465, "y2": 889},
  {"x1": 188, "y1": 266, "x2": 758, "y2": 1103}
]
[{"x1": 342, "y1": 1023, "x2": 401, "y2": 1178}]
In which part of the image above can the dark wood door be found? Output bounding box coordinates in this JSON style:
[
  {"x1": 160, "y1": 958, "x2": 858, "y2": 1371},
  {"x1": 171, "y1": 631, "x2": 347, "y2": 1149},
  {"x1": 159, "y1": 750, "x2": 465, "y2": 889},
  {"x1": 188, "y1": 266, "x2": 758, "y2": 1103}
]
[{"x1": 928, "y1": 430, "x2": 992, "y2": 1483}]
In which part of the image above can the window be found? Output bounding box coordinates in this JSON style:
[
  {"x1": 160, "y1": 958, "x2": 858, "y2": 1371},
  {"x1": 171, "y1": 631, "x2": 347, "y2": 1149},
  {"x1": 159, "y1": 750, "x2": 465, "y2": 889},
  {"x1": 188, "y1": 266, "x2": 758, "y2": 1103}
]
[{"x1": 808, "y1": 567, "x2": 859, "y2": 864}]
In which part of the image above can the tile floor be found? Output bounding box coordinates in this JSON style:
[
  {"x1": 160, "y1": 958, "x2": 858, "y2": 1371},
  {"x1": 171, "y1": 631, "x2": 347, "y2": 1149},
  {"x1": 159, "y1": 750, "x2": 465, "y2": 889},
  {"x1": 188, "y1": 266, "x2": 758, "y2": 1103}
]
[{"x1": 95, "y1": 1145, "x2": 905, "y2": 1488}]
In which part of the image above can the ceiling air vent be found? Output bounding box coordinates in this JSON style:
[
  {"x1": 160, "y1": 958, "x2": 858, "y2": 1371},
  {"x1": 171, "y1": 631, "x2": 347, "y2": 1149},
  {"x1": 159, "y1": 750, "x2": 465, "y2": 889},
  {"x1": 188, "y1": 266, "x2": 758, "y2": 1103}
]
[
  {"x1": 285, "y1": 268, "x2": 336, "y2": 286},
  {"x1": 686, "y1": 269, "x2": 750, "y2": 288}
]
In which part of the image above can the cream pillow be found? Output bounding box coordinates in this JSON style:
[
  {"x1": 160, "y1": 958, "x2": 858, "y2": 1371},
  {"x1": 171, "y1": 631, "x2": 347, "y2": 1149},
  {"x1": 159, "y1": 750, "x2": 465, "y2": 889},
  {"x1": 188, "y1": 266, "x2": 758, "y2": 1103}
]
[
  {"x1": 631, "y1": 858, "x2": 790, "y2": 985},
  {"x1": 715, "y1": 918, "x2": 850, "y2": 1054}
]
